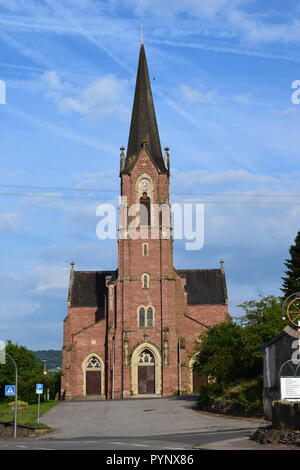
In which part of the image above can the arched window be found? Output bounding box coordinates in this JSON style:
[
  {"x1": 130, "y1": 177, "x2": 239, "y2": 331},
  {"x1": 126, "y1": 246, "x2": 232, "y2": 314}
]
[
  {"x1": 140, "y1": 192, "x2": 151, "y2": 225},
  {"x1": 86, "y1": 356, "x2": 101, "y2": 368},
  {"x1": 147, "y1": 307, "x2": 153, "y2": 327},
  {"x1": 139, "y1": 349, "x2": 155, "y2": 363},
  {"x1": 138, "y1": 306, "x2": 154, "y2": 327},
  {"x1": 139, "y1": 307, "x2": 145, "y2": 327},
  {"x1": 142, "y1": 273, "x2": 150, "y2": 289}
]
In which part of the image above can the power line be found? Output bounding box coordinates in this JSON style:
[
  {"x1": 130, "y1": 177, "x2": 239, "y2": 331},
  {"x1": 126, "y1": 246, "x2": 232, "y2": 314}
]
[
  {"x1": 0, "y1": 184, "x2": 118, "y2": 193},
  {"x1": 1, "y1": 183, "x2": 300, "y2": 198},
  {"x1": 0, "y1": 193, "x2": 115, "y2": 201},
  {"x1": 0, "y1": 192, "x2": 300, "y2": 205}
]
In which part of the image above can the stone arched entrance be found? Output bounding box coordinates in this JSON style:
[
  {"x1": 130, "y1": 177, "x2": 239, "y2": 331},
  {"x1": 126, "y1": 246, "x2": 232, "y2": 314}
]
[
  {"x1": 131, "y1": 343, "x2": 162, "y2": 396},
  {"x1": 82, "y1": 354, "x2": 105, "y2": 396}
]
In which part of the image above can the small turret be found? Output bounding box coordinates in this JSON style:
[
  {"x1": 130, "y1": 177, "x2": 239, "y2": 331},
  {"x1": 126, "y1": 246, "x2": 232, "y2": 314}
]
[
  {"x1": 220, "y1": 259, "x2": 224, "y2": 273},
  {"x1": 164, "y1": 147, "x2": 170, "y2": 173},
  {"x1": 120, "y1": 146, "x2": 125, "y2": 173},
  {"x1": 67, "y1": 261, "x2": 75, "y2": 307},
  {"x1": 219, "y1": 260, "x2": 228, "y2": 304}
]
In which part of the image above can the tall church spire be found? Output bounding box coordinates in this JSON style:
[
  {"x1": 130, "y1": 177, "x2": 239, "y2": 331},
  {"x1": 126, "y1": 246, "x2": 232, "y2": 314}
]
[{"x1": 122, "y1": 44, "x2": 168, "y2": 175}]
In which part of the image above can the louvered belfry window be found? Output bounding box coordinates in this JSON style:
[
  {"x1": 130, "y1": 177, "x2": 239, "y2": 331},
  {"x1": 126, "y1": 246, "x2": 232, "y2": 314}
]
[{"x1": 140, "y1": 192, "x2": 151, "y2": 225}]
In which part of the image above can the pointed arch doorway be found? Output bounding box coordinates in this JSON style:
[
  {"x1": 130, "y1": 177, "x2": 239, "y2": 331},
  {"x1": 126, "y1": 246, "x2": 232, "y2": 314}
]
[
  {"x1": 138, "y1": 349, "x2": 155, "y2": 394},
  {"x1": 83, "y1": 354, "x2": 104, "y2": 396},
  {"x1": 131, "y1": 343, "x2": 162, "y2": 397}
]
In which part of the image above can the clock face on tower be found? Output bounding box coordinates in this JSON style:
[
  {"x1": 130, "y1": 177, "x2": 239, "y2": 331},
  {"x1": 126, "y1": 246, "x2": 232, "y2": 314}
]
[{"x1": 139, "y1": 178, "x2": 150, "y2": 191}]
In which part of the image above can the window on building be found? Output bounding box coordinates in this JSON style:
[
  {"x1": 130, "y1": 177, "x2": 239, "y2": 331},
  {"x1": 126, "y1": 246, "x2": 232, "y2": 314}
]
[
  {"x1": 139, "y1": 349, "x2": 154, "y2": 363},
  {"x1": 143, "y1": 243, "x2": 148, "y2": 256},
  {"x1": 86, "y1": 356, "x2": 101, "y2": 368},
  {"x1": 138, "y1": 306, "x2": 154, "y2": 327},
  {"x1": 142, "y1": 273, "x2": 150, "y2": 289},
  {"x1": 139, "y1": 307, "x2": 146, "y2": 327},
  {"x1": 147, "y1": 307, "x2": 153, "y2": 327},
  {"x1": 140, "y1": 192, "x2": 151, "y2": 225}
]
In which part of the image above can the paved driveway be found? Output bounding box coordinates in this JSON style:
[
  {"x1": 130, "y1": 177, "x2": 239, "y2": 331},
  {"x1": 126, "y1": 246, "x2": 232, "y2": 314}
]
[{"x1": 40, "y1": 396, "x2": 261, "y2": 440}]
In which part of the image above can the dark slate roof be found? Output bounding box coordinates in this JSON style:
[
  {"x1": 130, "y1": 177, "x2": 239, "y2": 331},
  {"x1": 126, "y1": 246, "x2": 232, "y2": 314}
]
[
  {"x1": 261, "y1": 326, "x2": 298, "y2": 350},
  {"x1": 69, "y1": 268, "x2": 227, "y2": 307},
  {"x1": 261, "y1": 331, "x2": 286, "y2": 350},
  {"x1": 70, "y1": 270, "x2": 115, "y2": 307},
  {"x1": 122, "y1": 44, "x2": 168, "y2": 175},
  {"x1": 177, "y1": 269, "x2": 227, "y2": 305}
]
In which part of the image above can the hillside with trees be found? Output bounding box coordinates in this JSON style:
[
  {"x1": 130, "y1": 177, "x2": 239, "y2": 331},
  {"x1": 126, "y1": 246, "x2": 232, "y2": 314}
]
[{"x1": 32, "y1": 350, "x2": 62, "y2": 370}]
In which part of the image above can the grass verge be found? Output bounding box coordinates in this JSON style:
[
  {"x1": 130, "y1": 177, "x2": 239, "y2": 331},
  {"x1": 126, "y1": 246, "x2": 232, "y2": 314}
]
[{"x1": 0, "y1": 400, "x2": 58, "y2": 427}]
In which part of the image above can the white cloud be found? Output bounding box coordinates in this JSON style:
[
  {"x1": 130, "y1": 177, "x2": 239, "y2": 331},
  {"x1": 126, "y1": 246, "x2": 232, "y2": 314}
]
[
  {"x1": 0, "y1": 265, "x2": 68, "y2": 328},
  {"x1": 42, "y1": 70, "x2": 64, "y2": 90},
  {"x1": 233, "y1": 94, "x2": 251, "y2": 104},
  {"x1": 122, "y1": 0, "x2": 243, "y2": 18},
  {"x1": 273, "y1": 107, "x2": 298, "y2": 117},
  {"x1": 42, "y1": 71, "x2": 130, "y2": 120},
  {"x1": 171, "y1": 168, "x2": 300, "y2": 251},
  {"x1": 172, "y1": 168, "x2": 281, "y2": 189},
  {"x1": 228, "y1": 10, "x2": 300, "y2": 43},
  {"x1": 8, "y1": 104, "x2": 116, "y2": 153},
  {"x1": 179, "y1": 84, "x2": 217, "y2": 104},
  {"x1": 29, "y1": 266, "x2": 69, "y2": 293},
  {"x1": 0, "y1": 213, "x2": 24, "y2": 233},
  {"x1": 0, "y1": 302, "x2": 40, "y2": 320}
]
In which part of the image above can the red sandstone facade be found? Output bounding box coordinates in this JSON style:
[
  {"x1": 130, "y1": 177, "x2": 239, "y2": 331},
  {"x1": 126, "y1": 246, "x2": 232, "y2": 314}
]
[{"x1": 61, "y1": 45, "x2": 229, "y2": 400}]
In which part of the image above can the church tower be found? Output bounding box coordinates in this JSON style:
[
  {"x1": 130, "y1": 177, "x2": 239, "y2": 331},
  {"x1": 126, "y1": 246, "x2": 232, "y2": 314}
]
[{"x1": 110, "y1": 44, "x2": 181, "y2": 398}]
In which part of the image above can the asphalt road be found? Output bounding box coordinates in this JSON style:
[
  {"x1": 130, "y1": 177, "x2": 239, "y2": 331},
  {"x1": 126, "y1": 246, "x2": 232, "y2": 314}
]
[
  {"x1": 0, "y1": 429, "x2": 255, "y2": 450},
  {"x1": 38, "y1": 396, "x2": 260, "y2": 439},
  {"x1": 0, "y1": 396, "x2": 272, "y2": 450}
]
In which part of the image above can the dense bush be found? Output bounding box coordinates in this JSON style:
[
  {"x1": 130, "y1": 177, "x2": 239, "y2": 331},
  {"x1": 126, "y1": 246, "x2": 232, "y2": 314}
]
[
  {"x1": 197, "y1": 377, "x2": 263, "y2": 416},
  {"x1": 197, "y1": 383, "x2": 224, "y2": 409}
]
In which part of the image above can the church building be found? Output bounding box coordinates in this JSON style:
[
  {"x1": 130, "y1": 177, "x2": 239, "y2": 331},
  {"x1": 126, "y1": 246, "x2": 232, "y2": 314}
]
[{"x1": 61, "y1": 44, "x2": 229, "y2": 400}]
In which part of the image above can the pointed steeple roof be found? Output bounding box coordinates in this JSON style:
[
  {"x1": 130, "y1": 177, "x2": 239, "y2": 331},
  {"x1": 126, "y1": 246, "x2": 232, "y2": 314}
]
[{"x1": 122, "y1": 44, "x2": 168, "y2": 175}]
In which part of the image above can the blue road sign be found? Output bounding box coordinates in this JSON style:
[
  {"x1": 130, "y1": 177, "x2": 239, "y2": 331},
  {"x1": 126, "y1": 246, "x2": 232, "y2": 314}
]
[
  {"x1": 5, "y1": 385, "x2": 15, "y2": 396},
  {"x1": 36, "y1": 383, "x2": 43, "y2": 394}
]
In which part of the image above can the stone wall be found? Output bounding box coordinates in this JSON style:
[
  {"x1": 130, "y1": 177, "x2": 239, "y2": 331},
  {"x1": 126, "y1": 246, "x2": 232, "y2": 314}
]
[{"x1": 272, "y1": 400, "x2": 300, "y2": 431}]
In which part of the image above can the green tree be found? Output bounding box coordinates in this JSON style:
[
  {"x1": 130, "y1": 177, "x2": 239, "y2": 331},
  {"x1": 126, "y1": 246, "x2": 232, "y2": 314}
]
[
  {"x1": 281, "y1": 230, "x2": 300, "y2": 298},
  {"x1": 237, "y1": 296, "x2": 286, "y2": 376},
  {"x1": 0, "y1": 341, "x2": 38, "y2": 385},
  {"x1": 193, "y1": 320, "x2": 244, "y2": 385},
  {"x1": 193, "y1": 296, "x2": 287, "y2": 387},
  {"x1": 0, "y1": 341, "x2": 59, "y2": 404}
]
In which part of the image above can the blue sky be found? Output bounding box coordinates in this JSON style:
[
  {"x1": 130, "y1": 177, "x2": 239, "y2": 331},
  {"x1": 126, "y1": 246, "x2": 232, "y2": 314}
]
[{"x1": 0, "y1": 0, "x2": 300, "y2": 349}]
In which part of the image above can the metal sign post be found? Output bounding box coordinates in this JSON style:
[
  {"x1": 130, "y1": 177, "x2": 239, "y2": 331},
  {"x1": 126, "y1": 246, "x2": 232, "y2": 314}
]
[{"x1": 36, "y1": 384, "x2": 43, "y2": 424}]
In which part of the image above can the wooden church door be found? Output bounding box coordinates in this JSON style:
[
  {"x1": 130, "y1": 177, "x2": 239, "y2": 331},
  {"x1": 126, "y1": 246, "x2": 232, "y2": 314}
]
[
  {"x1": 138, "y1": 349, "x2": 155, "y2": 394},
  {"x1": 86, "y1": 371, "x2": 101, "y2": 395}
]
